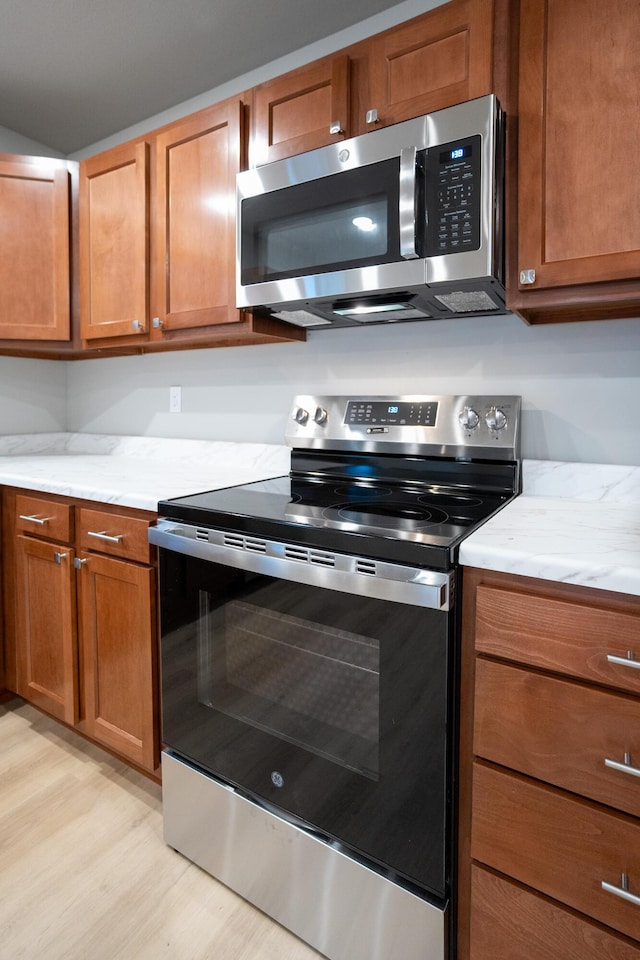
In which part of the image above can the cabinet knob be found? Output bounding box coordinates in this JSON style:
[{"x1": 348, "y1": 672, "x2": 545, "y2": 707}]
[
  {"x1": 74, "y1": 557, "x2": 88, "y2": 569},
  {"x1": 329, "y1": 120, "x2": 343, "y2": 136},
  {"x1": 54, "y1": 552, "x2": 67, "y2": 565},
  {"x1": 132, "y1": 319, "x2": 145, "y2": 331},
  {"x1": 365, "y1": 109, "x2": 379, "y2": 125},
  {"x1": 519, "y1": 268, "x2": 536, "y2": 285},
  {"x1": 152, "y1": 317, "x2": 163, "y2": 328}
]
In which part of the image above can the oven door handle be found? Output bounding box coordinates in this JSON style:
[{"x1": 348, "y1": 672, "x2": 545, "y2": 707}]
[{"x1": 149, "y1": 522, "x2": 453, "y2": 611}]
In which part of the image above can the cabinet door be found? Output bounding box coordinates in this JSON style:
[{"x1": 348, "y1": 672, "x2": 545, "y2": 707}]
[
  {"x1": 251, "y1": 55, "x2": 350, "y2": 166},
  {"x1": 517, "y1": 0, "x2": 640, "y2": 291},
  {"x1": 79, "y1": 141, "x2": 149, "y2": 341},
  {"x1": 151, "y1": 100, "x2": 243, "y2": 336},
  {"x1": 0, "y1": 158, "x2": 71, "y2": 341},
  {"x1": 77, "y1": 552, "x2": 158, "y2": 772},
  {"x1": 15, "y1": 536, "x2": 78, "y2": 724},
  {"x1": 361, "y1": 0, "x2": 494, "y2": 132}
]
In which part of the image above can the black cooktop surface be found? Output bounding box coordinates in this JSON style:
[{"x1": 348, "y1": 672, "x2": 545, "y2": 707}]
[{"x1": 158, "y1": 470, "x2": 514, "y2": 570}]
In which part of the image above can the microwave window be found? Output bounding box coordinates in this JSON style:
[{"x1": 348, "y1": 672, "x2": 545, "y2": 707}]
[
  {"x1": 240, "y1": 158, "x2": 401, "y2": 284},
  {"x1": 260, "y1": 197, "x2": 388, "y2": 277}
]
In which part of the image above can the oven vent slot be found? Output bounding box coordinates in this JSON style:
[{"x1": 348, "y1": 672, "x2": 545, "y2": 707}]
[
  {"x1": 195, "y1": 528, "x2": 210, "y2": 542},
  {"x1": 356, "y1": 559, "x2": 377, "y2": 576},
  {"x1": 222, "y1": 533, "x2": 267, "y2": 553},
  {"x1": 283, "y1": 545, "x2": 336, "y2": 567}
]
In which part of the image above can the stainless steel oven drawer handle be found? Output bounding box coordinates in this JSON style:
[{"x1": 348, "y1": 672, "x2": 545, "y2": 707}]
[
  {"x1": 601, "y1": 874, "x2": 640, "y2": 908},
  {"x1": 149, "y1": 523, "x2": 453, "y2": 611},
  {"x1": 607, "y1": 652, "x2": 640, "y2": 670},
  {"x1": 19, "y1": 514, "x2": 51, "y2": 525},
  {"x1": 87, "y1": 530, "x2": 124, "y2": 543},
  {"x1": 399, "y1": 146, "x2": 418, "y2": 260},
  {"x1": 604, "y1": 754, "x2": 640, "y2": 778}
]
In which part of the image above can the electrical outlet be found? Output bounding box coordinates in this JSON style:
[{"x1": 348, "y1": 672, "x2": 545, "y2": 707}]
[{"x1": 169, "y1": 385, "x2": 182, "y2": 413}]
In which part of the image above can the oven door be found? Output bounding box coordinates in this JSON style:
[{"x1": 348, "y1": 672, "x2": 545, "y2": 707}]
[{"x1": 156, "y1": 529, "x2": 456, "y2": 903}]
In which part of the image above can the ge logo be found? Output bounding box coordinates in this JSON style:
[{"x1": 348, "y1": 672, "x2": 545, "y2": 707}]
[{"x1": 271, "y1": 771, "x2": 284, "y2": 788}]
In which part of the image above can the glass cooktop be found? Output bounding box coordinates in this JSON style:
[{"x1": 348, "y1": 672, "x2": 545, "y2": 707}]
[{"x1": 158, "y1": 472, "x2": 514, "y2": 570}]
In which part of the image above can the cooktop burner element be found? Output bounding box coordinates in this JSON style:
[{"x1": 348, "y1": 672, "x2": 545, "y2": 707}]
[{"x1": 157, "y1": 394, "x2": 521, "y2": 571}]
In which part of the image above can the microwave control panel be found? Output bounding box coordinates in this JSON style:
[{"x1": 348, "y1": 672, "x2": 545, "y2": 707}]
[{"x1": 424, "y1": 135, "x2": 481, "y2": 257}]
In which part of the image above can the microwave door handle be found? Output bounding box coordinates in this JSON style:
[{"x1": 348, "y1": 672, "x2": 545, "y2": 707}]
[{"x1": 399, "y1": 146, "x2": 418, "y2": 259}]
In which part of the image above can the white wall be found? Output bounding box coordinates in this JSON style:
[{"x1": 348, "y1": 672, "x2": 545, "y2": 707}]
[
  {"x1": 0, "y1": 123, "x2": 63, "y2": 157},
  {"x1": 0, "y1": 357, "x2": 66, "y2": 433},
  {"x1": 65, "y1": 314, "x2": 640, "y2": 466}
]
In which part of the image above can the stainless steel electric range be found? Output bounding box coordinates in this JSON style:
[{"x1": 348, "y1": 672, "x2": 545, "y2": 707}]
[{"x1": 149, "y1": 394, "x2": 521, "y2": 960}]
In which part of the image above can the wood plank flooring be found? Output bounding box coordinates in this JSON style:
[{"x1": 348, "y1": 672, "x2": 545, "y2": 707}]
[{"x1": 0, "y1": 697, "x2": 325, "y2": 960}]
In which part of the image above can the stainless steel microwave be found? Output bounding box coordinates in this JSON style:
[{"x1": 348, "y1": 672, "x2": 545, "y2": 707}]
[{"x1": 236, "y1": 94, "x2": 506, "y2": 330}]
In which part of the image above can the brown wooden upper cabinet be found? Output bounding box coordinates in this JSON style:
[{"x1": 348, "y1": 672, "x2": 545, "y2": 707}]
[
  {"x1": 79, "y1": 141, "x2": 149, "y2": 342},
  {"x1": 250, "y1": 0, "x2": 496, "y2": 166},
  {"x1": 151, "y1": 102, "x2": 241, "y2": 338},
  {"x1": 0, "y1": 156, "x2": 72, "y2": 341},
  {"x1": 80, "y1": 98, "x2": 245, "y2": 346},
  {"x1": 250, "y1": 55, "x2": 350, "y2": 167},
  {"x1": 512, "y1": 0, "x2": 640, "y2": 323}
]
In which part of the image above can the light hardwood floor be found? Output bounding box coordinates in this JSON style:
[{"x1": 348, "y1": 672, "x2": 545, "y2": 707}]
[{"x1": 0, "y1": 697, "x2": 326, "y2": 960}]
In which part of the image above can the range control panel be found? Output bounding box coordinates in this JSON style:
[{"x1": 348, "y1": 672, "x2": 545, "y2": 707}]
[
  {"x1": 286, "y1": 394, "x2": 521, "y2": 461},
  {"x1": 345, "y1": 400, "x2": 438, "y2": 427}
]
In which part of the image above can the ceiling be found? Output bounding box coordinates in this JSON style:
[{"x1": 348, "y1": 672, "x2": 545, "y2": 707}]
[{"x1": 1, "y1": 0, "x2": 408, "y2": 155}]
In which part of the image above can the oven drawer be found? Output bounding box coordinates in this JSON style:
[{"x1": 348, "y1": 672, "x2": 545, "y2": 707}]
[
  {"x1": 16, "y1": 494, "x2": 73, "y2": 544},
  {"x1": 79, "y1": 508, "x2": 153, "y2": 563},
  {"x1": 470, "y1": 865, "x2": 640, "y2": 960},
  {"x1": 474, "y1": 584, "x2": 640, "y2": 695},
  {"x1": 474, "y1": 658, "x2": 640, "y2": 818},
  {"x1": 471, "y1": 762, "x2": 640, "y2": 942}
]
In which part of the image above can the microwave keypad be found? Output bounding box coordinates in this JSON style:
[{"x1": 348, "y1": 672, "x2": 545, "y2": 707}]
[{"x1": 425, "y1": 135, "x2": 481, "y2": 256}]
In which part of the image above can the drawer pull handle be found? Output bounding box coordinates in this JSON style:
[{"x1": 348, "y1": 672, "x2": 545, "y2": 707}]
[
  {"x1": 604, "y1": 753, "x2": 640, "y2": 779},
  {"x1": 602, "y1": 873, "x2": 640, "y2": 908},
  {"x1": 87, "y1": 530, "x2": 124, "y2": 544},
  {"x1": 19, "y1": 514, "x2": 52, "y2": 525},
  {"x1": 607, "y1": 651, "x2": 640, "y2": 670}
]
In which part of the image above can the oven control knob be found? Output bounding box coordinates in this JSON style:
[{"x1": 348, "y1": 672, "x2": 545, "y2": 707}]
[
  {"x1": 458, "y1": 406, "x2": 480, "y2": 430},
  {"x1": 293, "y1": 406, "x2": 309, "y2": 424},
  {"x1": 485, "y1": 406, "x2": 508, "y2": 431},
  {"x1": 313, "y1": 406, "x2": 328, "y2": 425}
]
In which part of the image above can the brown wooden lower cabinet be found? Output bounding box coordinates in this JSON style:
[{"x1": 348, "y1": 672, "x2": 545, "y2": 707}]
[
  {"x1": 77, "y1": 552, "x2": 157, "y2": 771},
  {"x1": 15, "y1": 535, "x2": 78, "y2": 725},
  {"x1": 4, "y1": 486, "x2": 159, "y2": 777},
  {"x1": 458, "y1": 567, "x2": 640, "y2": 960},
  {"x1": 470, "y1": 866, "x2": 640, "y2": 960}
]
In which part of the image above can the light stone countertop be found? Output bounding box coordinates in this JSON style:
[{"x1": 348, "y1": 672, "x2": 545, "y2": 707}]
[
  {"x1": 0, "y1": 434, "x2": 291, "y2": 512},
  {"x1": 1, "y1": 435, "x2": 638, "y2": 598},
  {"x1": 459, "y1": 459, "x2": 640, "y2": 597}
]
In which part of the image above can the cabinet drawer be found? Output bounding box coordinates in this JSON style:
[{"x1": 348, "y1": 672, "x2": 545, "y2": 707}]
[
  {"x1": 474, "y1": 659, "x2": 640, "y2": 817},
  {"x1": 78, "y1": 508, "x2": 153, "y2": 563},
  {"x1": 470, "y1": 866, "x2": 640, "y2": 960},
  {"x1": 475, "y1": 584, "x2": 640, "y2": 695},
  {"x1": 16, "y1": 494, "x2": 73, "y2": 544},
  {"x1": 472, "y1": 762, "x2": 640, "y2": 942}
]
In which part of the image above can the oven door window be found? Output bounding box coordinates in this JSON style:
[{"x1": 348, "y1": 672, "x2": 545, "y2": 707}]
[
  {"x1": 240, "y1": 159, "x2": 401, "y2": 285},
  {"x1": 160, "y1": 551, "x2": 451, "y2": 900},
  {"x1": 198, "y1": 589, "x2": 380, "y2": 780}
]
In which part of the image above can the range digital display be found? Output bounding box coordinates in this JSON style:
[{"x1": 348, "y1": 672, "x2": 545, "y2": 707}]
[{"x1": 345, "y1": 401, "x2": 438, "y2": 426}]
